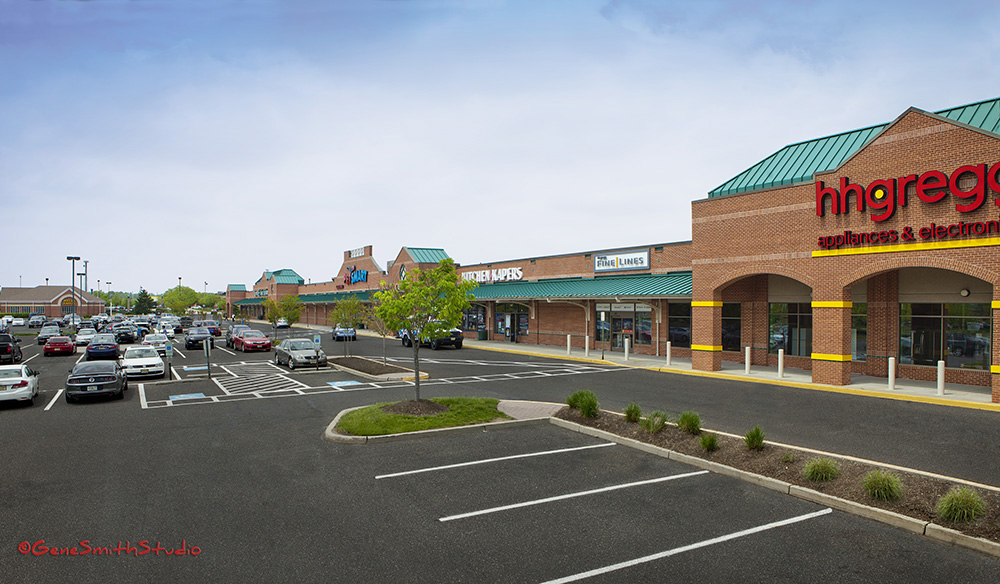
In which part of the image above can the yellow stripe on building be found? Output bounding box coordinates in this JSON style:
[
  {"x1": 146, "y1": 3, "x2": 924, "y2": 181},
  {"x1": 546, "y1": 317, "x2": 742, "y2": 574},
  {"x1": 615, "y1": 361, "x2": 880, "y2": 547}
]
[
  {"x1": 691, "y1": 301, "x2": 723, "y2": 307},
  {"x1": 811, "y1": 353, "x2": 853, "y2": 362},
  {"x1": 811, "y1": 301, "x2": 853, "y2": 308},
  {"x1": 691, "y1": 344, "x2": 723, "y2": 352}
]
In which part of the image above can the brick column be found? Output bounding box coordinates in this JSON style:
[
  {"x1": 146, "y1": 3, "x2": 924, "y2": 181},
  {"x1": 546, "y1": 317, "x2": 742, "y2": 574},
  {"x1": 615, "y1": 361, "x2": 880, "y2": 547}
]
[
  {"x1": 992, "y1": 289, "x2": 999, "y2": 404},
  {"x1": 692, "y1": 300, "x2": 723, "y2": 372},
  {"x1": 864, "y1": 271, "x2": 898, "y2": 378},
  {"x1": 811, "y1": 289, "x2": 853, "y2": 386}
]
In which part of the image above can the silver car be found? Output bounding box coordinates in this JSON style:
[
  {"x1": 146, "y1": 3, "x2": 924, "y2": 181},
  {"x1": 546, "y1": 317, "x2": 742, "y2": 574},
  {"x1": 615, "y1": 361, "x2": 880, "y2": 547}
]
[
  {"x1": 274, "y1": 338, "x2": 327, "y2": 370},
  {"x1": 75, "y1": 328, "x2": 98, "y2": 346}
]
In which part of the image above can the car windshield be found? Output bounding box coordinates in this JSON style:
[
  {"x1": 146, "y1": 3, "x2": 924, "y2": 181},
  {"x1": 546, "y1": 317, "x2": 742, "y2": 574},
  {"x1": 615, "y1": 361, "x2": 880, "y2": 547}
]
[
  {"x1": 78, "y1": 329, "x2": 97, "y2": 335},
  {"x1": 92, "y1": 335, "x2": 116, "y2": 344},
  {"x1": 0, "y1": 369, "x2": 21, "y2": 379},
  {"x1": 0, "y1": 334, "x2": 12, "y2": 342},
  {"x1": 41, "y1": 326, "x2": 59, "y2": 333},
  {"x1": 125, "y1": 348, "x2": 158, "y2": 359},
  {"x1": 72, "y1": 362, "x2": 115, "y2": 374},
  {"x1": 288, "y1": 341, "x2": 314, "y2": 350},
  {"x1": 244, "y1": 331, "x2": 265, "y2": 339},
  {"x1": 145, "y1": 335, "x2": 167, "y2": 342},
  {"x1": 190, "y1": 328, "x2": 209, "y2": 335}
]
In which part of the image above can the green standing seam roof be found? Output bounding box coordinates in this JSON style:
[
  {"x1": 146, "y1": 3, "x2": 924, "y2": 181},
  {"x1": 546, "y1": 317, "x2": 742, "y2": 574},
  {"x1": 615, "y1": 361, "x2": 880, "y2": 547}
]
[
  {"x1": 298, "y1": 290, "x2": 373, "y2": 303},
  {"x1": 470, "y1": 273, "x2": 692, "y2": 300},
  {"x1": 708, "y1": 96, "x2": 1000, "y2": 198},
  {"x1": 234, "y1": 298, "x2": 263, "y2": 306},
  {"x1": 227, "y1": 284, "x2": 247, "y2": 291},
  {"x1": 405, "y1": 247, "x2": 451, "y2": 264}
]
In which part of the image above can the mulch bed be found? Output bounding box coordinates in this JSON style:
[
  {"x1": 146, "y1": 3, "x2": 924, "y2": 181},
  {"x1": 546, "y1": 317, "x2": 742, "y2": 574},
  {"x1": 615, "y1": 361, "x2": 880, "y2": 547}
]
[
  {"x1": 555, "y1": 407, "x2": 1000, "y2": 544},
  {"x1": 329, "y1": 356, "x2": 410, "y2": 376},
  {"x1": 381, "y1": 399, "x2": 450, "y2": 416}
]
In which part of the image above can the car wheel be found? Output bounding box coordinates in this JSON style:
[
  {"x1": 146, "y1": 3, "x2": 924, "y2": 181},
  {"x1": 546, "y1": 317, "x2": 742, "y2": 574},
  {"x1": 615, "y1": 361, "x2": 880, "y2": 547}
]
[
  {"x1": 25, "y1": 393, "x2": 34, "y2": 407},
  {"x1": 402, "y1": 337, "x2": 411, "y2": 347},
  {"x1": 430, "y1": 340, "x2": 440, "y2": 350},
  {"x1": 116, "y1": 387, "x2": 125, "y2": 400},
  {"x1": 455, "y1": 341, "x2": 463, "y2": 349},
  {"x1": 274, "y1": 354, "x2": 280, "y2": 365},
  {"x1": 65, "y1": 394, "x2": 74, "y2": 404},
  {"x1": 14, "y1": 353, "x2": 21, "y2": 363},
  {"x1": 288, "y1": 359, "x2": 295, "y2": 370}
]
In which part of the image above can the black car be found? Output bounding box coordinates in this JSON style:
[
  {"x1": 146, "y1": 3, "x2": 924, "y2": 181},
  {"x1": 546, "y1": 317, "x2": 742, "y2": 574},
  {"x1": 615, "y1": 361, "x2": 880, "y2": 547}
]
[
  {"x1": 64, "y1": 360, "x2": 127, "y2": 402},
  {"x1": 113, "y1": 325, "x2": 137, "y2": 344},
  {"x1": 184, "y1": 327, "x2": 215, "y2": 350},
  {"x1": 0, "y1": 333, "x2": 22, "y2": 364},
  {"x1": 36, "y1": 325, "x2": 62, "y2": 345},
  {"x1": 86, "y1": 334, "x2": 120, "y2": 361},
  {"x1": 400, "y1": 325, "x2": 464, "y2": 350}
]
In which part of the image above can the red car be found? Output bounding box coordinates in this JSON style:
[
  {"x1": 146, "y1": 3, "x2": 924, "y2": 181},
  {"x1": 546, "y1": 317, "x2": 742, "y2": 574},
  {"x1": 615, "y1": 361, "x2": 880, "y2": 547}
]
[
  {"x1": 234, "y1": 330, "x2": 271, "y2": 352},
  {"x1": 43, "y1": 336, "x2": 77, "y2": 356}
]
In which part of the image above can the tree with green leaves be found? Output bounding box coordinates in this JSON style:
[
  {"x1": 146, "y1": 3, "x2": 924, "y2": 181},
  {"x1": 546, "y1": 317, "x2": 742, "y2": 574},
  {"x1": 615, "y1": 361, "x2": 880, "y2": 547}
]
[
  {"x1": 329, "y1": 296, "x2": 365, "y2": 357},
  {"x1": 279, "y1": 295, "x2": 303, "y2": 340},
  {"x1": 375, "y1": 259, "x2": 476, "y2": 401},
  {"x1": 132, "y1": 289, "x2": 155, "y2": 315},
  {"x1": 263, "y1": 298, "x2": 280, "y2": 337},
  {"x1": 161, "y1": 286, "x2": 199, "y2": 316},
  {"x1": 362, "y1": 295, "x2": 393, "y2": 365}
]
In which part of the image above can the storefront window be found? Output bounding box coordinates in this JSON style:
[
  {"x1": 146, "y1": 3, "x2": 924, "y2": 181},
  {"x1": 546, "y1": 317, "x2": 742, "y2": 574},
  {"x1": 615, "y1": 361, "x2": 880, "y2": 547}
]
[
  {"x1": 769, "y1": 303, "x2": 812, "y2": 356},
  {"x1": 462, "y1": 306, "x2": 486, "y2": 331},
  {"x1": 852, "y1": 303, "x2": 867, "y2": 361},
  {"x1": 635, "y1": 310, "x2": 652, "y2": 345},
  {"x1": 668, "y1": 302, "x2": 691, "y2": 348},
  {"x1": 721, "y1": 303, "x2": 741, "y2": 351},
  {"x1": 495, "y1": 303, "x2": 529, "y2": 336},
  {"x1": 899, "y1": 303, "x2": 990, "y2": 369}
]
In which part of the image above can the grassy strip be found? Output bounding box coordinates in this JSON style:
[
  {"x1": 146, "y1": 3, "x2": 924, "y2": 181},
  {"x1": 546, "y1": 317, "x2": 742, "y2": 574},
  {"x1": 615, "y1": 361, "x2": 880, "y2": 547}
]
[{"x1": 336, "y1": 397, "x2": 511, "y2": 436}]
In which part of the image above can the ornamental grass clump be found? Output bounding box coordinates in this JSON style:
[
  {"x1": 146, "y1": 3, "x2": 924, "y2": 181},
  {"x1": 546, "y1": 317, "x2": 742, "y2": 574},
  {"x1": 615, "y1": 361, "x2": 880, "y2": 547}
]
[
  {"x1": 936, "y1": 487, "x2": 987, "y2": 523},
  {"x1": 676, "y1": 410, "x2": 702, "y2": 435},
  {"x1": 639, "y1": 410, "x2": 669, "y2": 434},
  {"x1": 566, "y1": 390, "x2": 600, "y2": 418},
  {"x1": 863, "y1": 469, "x2": 904, "y2": 502},
  {"x1": 700, "y1": 433, "x2": 718, "y2": 452},
  {"x1": 744, "y1": 425, "x2": 766, "y2": 450},
  {"x1": 624, "y1": 402, "x2": 642, "y2": 423},
  {"x1": 803, "y1": 457, "x2": 840, "y2": 482}
]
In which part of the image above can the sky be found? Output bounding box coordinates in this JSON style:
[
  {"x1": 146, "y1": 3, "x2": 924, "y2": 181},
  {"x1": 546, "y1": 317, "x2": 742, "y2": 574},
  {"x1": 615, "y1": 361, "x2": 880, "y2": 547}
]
[{"x1": 3, "y1": 0, "x2": 999, "y2": 295}]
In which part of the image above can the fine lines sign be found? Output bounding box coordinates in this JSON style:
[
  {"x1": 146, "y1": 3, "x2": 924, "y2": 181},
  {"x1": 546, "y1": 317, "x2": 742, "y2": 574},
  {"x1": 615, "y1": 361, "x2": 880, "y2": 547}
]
[{"x1": 594, "y1": 249, "x2": 650, "y2": 273}]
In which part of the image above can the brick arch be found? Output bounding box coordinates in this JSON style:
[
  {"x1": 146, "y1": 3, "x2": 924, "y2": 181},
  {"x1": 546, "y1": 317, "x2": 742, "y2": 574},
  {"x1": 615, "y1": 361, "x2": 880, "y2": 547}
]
[
  {"x1": 840, "y1": 255, "x2": 1000, "y2": 289},
  {"x1": 707, "y1": 263, "x2": 817, "y2": 297}
]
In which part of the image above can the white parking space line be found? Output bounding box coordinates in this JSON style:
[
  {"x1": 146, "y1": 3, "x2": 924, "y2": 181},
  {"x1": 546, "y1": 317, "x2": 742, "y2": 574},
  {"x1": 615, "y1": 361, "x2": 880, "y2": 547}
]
[
  {"x1": 170, "y1": 366, "x2": 180, "y2": 379},
  {"x1": 44, "y1": 389, "x2": 63, "y2": 411},
  {"x1": 376, "y1": 443, "x2": 616, "y2": 480},
  {"x1": 75, "y1": 352, "x2": 86, "y2": 365},
  {"x1": 278, "y1": 374, "x2": 311, "y2": 389},
  {"x1": 438, "y1": 471, "x2": 709, "y2": 522},
  {"x1": 172, "y1": 347, "x2": 186, "y2": 359},
  {"x1": 23, "y1": 354, "x2": 38, "y2": 364},
  {"x1": 139, "y1": 384, "x2": 148, "y2": 409},
  {"x1": 219, "y1": 365, "x2": 239, "y2": 377},
  {"x1": 540, "y1": 508, "x2": 833, "y2": 584},
  {"x1": 216, "y1": 347, "x2": 236, "y2": 356}
]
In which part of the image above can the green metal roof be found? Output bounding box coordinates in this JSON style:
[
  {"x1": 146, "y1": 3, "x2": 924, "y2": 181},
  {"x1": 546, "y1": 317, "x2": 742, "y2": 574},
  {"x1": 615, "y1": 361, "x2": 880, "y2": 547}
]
[
  {"x1": 227, "y1": 284, "x2": 247, "y2": 292},
  {"x1": 709, "y1": 97, "x2": 1000, "y2": 198},
  {"x1": 471, "y1": 272, "x2": 692, "y2": 300},
  {"x1": 404, "y1": 247, "x2": 450, "y2": 264},
  {"x1": 261, "y1": 269, "x2": 304, "y2": 285},
  {"x1": 234, "y1": 298, "x2": 263, "y2": 306}
]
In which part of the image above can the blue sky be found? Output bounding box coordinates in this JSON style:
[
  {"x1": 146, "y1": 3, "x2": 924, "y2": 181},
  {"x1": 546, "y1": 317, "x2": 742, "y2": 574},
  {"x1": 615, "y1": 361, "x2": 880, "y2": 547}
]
[{"x1": 3, "y1": 0, "x2": 999, "y2": 294}]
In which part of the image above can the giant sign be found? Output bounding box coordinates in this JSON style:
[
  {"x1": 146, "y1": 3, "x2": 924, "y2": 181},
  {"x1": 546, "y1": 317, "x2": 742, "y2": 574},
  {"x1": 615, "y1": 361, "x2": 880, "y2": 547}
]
[
  {"x1": 594, "y1": 250, "x2": 650, "y2": 273},
  {"x1": 344, "y1": 266, "x2": 368, "y2": 285},
  {"x1": 462, "y1": 267, "x2": 523, "y2": 283},
  {"x1": 816, "y1": 162, "x2": 1000, "y2": 222}
]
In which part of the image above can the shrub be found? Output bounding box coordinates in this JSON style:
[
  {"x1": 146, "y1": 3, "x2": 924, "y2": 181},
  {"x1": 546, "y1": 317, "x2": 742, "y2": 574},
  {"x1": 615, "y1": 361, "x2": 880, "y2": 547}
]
[
  {"x1": 639, "y1": 410, "x2": 669, "y2": 434},
  {"x1": 624, "y1": 402, "x2": 642, "y2": 423},
  {"x1": 676, "y1": 410, "x2": 701, "y2": 435},
  {"x1": 566, "y1": 391, "x2": 588, "y2": 409},
  {"x1": 744, "y1": 425, "x2": 766, "y2": 450},
  {"x1": 803, "y1": 458, "x2": 840, "y2": 482},
  {"x1": 863, "y1": 469, "x2": 904, "y2": 501},
  {"x1": 577, "y1": 393, "x2": 600, "y2": 418},
  {"x1": 781, "y1": 452, "x2": 796, "y2": 464},
  {"x1": 700, "y1": 433, "x2": 718, "y2": 452},
  {"x1": 936, "y1": 487, "x2": 986, "y2": 523}
]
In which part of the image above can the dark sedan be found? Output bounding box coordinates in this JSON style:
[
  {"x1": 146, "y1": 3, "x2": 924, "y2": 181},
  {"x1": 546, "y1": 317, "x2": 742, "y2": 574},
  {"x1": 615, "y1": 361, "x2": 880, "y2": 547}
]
[
  {"x1": 112, "y1": 324, "x2": 137, "y2": 344},
  {"x1": 65, "y1": 360, "x2": 127, "y2": 403},
  {"x1": 86, "y1": 334, "x2": 120, "y2": 361},
  {"x1": 36, "y1": 325, "x2": 62, "y2": 345},
  {"x1": 184, "y1": 327, "x2": 215, "y2": 350}
]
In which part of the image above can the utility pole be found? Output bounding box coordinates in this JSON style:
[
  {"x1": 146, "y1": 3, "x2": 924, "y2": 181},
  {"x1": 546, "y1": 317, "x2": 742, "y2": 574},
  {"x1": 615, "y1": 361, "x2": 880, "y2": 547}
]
[{"x1": 82, "y1": 260, "x2": 89, "y2": 292}]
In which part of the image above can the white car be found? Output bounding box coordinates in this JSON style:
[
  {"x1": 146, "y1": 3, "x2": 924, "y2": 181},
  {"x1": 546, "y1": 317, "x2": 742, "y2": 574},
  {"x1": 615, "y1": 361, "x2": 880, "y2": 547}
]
[
  {"x1": 0, "y1": 364, "x2": 40, "y2": 406},
  {"x1": 11, "y1": 318, "x2": 25, "y2": 327},
  {"x1": 141, "y1": 334, "x2": 171, "y2": 356},
  {"x1": 121, "y1": 347, "x2": 165, "y2": 378},
  {"x1": 75, "y1": 328, "x2": 98, "y2": 346},
  {"x1": 157, "y1": 325, "x2": 176, "y2": 339}
]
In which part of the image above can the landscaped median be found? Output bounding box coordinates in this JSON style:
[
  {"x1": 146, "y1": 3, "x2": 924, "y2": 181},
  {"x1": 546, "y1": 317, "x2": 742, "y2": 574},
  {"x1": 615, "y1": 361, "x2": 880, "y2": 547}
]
[{"x1": 323, "y1": 392, "x2": 1000, "y2": 558}]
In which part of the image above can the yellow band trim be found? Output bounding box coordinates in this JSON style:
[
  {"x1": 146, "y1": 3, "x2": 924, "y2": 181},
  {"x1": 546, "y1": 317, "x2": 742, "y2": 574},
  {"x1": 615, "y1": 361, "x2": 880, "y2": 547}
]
[
  {"x1": 992, "y1": 366, "x2": 1000, "y2": 374},
  {"x1": 691, "y1": 344, "x2": 723, "y2": 352},
  {"x1": 812, "y1": 236, "x2": 1000, "y2": 257},
  {"x1": 811, "y1": 301, "x2": 853, "y2": 308},
  {"x1": 993, "y1": 301, "x2": 1000, "y2": 310},
  {"x1": 691, "y1": 301, "x2": 723, "y2": 307},
  {"x1": 812, "y1": 353, "x2": 853, "y2": 362}
]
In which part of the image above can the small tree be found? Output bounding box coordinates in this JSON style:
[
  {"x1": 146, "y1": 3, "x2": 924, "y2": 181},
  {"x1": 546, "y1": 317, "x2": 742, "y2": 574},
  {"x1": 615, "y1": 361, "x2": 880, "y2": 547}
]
[
  {"x1": 132, "y1": 289, "x2": 155, "y2": 315},
  {"x1": 363, "y1": 300, "x2": 393, "y2": 365},
  {"x1": 279, "y1": 295, "x2": 302, "y2": 340},
  {"x1": 375, "y1": 259, "x2": 476, "y2": 401},
  {"x1": 329, "y1": 296, "x2": 365, "y2": 357},
  {"x1": 263, "y1": 298, "x2": 280, "y2": 338}
]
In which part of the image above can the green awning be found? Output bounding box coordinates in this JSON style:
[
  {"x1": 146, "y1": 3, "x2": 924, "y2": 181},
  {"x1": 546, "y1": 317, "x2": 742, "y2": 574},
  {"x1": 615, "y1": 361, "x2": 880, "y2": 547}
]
[{"x1": 470, "y1": 272, "x2": 691, "y2": 301}]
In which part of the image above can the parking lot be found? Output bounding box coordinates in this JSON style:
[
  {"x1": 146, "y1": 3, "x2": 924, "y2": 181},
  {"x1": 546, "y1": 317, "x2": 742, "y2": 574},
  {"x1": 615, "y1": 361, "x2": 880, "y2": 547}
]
[{"x1": 3, "y1": 324, "x2": 1000, "y2": 582}]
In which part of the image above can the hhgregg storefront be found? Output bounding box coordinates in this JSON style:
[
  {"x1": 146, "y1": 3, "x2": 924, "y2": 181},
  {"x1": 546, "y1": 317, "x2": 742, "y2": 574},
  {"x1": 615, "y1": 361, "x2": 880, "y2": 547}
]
[{"x1": 690, "y1": 98, "x2": 1000, "y2": 401}]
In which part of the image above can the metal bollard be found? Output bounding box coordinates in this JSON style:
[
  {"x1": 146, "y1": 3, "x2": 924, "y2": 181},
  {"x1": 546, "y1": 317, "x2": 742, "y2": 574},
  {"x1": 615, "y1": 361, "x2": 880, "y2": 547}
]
[
  {"x1": 937, "y1": 360, "x2": 945, "y2": 395},
  {"x1": 584, "y1": 336, "x2": 590, "y2": 357},
  {"x1": 624, "y1": 338, "x2": 630, "y2": 361},
  {"x1": 888, "y1": 357, "x2": 896, "y2": 390},
  {"x1": 665, "y1": 341, "x2": 671, "y2": 367},
  {"x1": 778, "y1": 349, "x2": 784, "y2": 378},
  {"x1": 567, "y1": 334, "x2": 571, "y2": 356},
  {"x1": 745, "y1": 346, "x2": 751, "y2": 374}
]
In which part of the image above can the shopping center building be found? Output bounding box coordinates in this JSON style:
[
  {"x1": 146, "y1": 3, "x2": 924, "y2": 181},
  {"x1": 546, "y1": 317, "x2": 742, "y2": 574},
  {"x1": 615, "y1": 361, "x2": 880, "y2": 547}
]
[{"x1": 229, "y1": 96, "x2": 1000, "y2": 402}]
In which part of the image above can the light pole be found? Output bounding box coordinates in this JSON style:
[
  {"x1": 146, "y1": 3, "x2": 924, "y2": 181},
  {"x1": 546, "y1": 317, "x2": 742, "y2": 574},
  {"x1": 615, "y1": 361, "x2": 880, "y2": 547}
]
[
  {"x1": 178, "y1": 277, "x2": 182, "y2": 288},
  {"x1": 106, "y1": 282, "x2": 112, "y2": 315},
  {"x1": 82, "y1": 260, "x2": 89, "y2": 292},
  {"x1": 204, "y1": 281, "x2": 208, "y2": 293},
  {"x1": 67, "y1": 256, "x2": 80, "y2": 332}
]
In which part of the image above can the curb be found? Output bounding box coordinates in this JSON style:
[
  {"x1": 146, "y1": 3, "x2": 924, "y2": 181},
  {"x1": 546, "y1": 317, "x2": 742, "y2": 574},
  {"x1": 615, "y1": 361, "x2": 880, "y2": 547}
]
[{"x1": 322, "y1": 407, "x2": 547, "y2": 444}]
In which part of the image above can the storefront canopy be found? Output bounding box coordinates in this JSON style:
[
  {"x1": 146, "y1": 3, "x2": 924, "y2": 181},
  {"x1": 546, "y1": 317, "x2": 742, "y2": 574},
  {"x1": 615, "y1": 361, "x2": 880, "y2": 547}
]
[{"x1": 470, "y1": 272, "x2": 692, "y2": 301}]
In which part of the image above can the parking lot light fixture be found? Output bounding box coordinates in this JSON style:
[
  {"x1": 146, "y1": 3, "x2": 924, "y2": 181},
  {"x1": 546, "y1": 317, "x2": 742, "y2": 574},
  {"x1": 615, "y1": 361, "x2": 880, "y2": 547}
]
[{"x1": 67, "y1": 256, "x2": 81, "y2": 332}]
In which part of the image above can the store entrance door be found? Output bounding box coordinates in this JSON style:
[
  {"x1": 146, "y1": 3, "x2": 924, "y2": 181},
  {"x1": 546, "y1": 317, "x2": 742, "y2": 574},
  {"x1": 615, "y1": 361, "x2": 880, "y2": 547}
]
[{"x1": 612, "y1": 317, "x2": 633, "y2": 350}]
